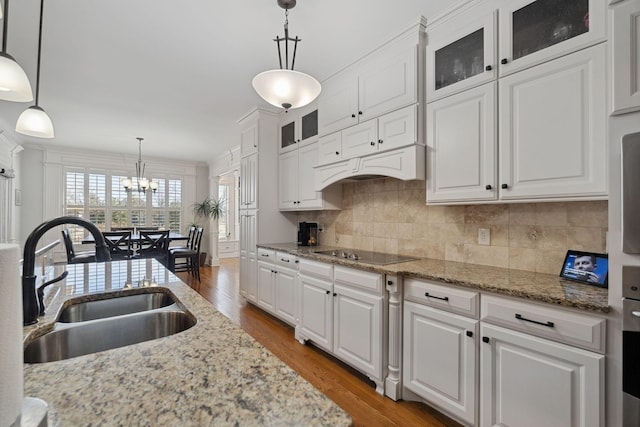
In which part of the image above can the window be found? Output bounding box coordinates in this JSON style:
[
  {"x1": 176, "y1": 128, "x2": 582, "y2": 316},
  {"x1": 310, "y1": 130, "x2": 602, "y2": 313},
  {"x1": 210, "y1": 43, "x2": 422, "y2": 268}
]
[
  {"x1": 218, "y1": 184, "x2": 229, "y2": 240},
  {"x1": 64, "y1": 170, "x2": 182, "y2": 242}
]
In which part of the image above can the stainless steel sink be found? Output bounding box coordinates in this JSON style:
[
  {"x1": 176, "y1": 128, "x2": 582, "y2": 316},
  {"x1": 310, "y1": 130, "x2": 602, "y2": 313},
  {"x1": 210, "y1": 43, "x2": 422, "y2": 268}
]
[
  {"x1": 25, "y1": 307, "x2": 196, "y2": 364},
  {"x1": 58, "y1": 291, "x2": 177, "y2": 323}
]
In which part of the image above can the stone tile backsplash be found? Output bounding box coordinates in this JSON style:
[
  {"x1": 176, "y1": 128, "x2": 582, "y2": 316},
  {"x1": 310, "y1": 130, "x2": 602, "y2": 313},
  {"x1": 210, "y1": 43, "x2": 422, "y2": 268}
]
[{"x1": 298, "y1": 178, "x2": 608, "y2": 274}]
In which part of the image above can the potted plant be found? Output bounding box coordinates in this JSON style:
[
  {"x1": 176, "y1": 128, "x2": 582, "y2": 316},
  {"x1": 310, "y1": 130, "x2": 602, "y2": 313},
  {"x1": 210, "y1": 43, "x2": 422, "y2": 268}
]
[{"x1": 191, "y1": 197, "x2": 224, "y2": 265}]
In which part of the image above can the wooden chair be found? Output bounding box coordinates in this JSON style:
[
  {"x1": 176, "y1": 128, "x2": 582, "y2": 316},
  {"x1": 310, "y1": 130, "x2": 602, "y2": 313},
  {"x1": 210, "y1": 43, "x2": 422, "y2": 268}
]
[
  {"x1": 102, "y1": 231, "x2": 133, "y2": 260},
  {"x1": 137, "y1": 230, "x2": 170, "y2": 265},
  {"x1": 169, "y1": 227, "x2": 204, "y2": 281},
  {"x1": 169, "y1": 226, "x2": 196, "y2": 250},
  {"x1": 61, "y1": 229, "x2": 96, "y2": 264}
]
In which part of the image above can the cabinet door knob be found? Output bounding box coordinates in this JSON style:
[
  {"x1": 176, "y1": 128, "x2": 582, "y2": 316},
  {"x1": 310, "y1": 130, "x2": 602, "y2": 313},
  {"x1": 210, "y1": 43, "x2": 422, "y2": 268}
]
[
  {"x1": 326, "y1": 290, "x2": 330, "y2": 295},
  {"x1": 351, "y1": 113, "x2": 356, "y2": 118},
  {"x1": 378, "y1": 139, "x2": 383, "y2": 144},
  {"x1": 358, "y1": 111, "x2": 363, "y2": 115},
  {"x1": 501, "y1": 58, "x2": 508, "y2": 65},
  {"x1": 482, "y1": 336, "x2": 490, "y2": 343},
  {"x1": 466, "y1": 331, "x2": 473, "y2": 337},
  {"x1": 501, "y1": 183, "x2": 508, "y2": 189},
  {"x1": 387, "y1": 280, "x2": 393, "y2": 285},
  {"x1": 485, "y1": 65, "x2": 492, "y2": 71},
  {"x1": 485, "y1": 185, "x2": 492, "y2": 190},
  {"x1": 335, "y1": 151, "x2": 340, "y2": 155},
  {"x1": 333, "y1": 292, "x2": 337, "y2": 297},
  {"x1": 370, "y1": 141, "x2": 376, "y2": 146}
]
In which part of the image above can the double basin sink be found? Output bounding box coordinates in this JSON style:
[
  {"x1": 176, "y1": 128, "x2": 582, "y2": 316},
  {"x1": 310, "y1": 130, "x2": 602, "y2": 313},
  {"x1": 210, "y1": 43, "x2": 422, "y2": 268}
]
[{"x1": 24, "y1": 289, "x2": 196, "y2": 363}]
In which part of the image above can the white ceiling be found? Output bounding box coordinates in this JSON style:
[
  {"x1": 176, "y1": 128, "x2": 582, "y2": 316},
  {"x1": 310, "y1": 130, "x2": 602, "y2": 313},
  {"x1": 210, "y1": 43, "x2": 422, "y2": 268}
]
[{"x1": 0, "y1": 0, "x2": 450, "y2": 162}]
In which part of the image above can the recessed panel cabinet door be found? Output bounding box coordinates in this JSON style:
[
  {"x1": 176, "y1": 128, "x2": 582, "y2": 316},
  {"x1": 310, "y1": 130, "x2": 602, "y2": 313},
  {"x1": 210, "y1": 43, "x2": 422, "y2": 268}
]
[
  {"x1": 480, "y1": 323, "x2": 604, "y2": 427},
  {"x1": 298, "y1": 143, "x2": 323, "y2": 209},
  {"x1": 427, "y1": 82, "x2": 497, "y2": 203},
  {"x1": 611, "y1": 0, "x2": 640, "y2": 115},
  {"x1": 498, "y1": 44, "x2": 607, "y2": 200},
  {"x1": 257, "y1": 261, "x2": 275, "y2": 313},
  {"x1": 278, "y1": 150, "x2": 298, "y2": 209},
  {"x1": 341, "y1": 120, "x2": 378, "y2": 159},
  {"x1": 318, "y1": 71, "x2": 359, "y2": 136},
  {"x1": 275, "y1": 266, "x2": 297, "y2": 326}
]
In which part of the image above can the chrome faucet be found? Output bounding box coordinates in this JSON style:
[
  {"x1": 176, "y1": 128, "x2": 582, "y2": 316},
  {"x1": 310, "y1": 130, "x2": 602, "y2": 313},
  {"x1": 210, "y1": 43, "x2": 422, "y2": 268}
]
[{"x1": 22, "y1": 216, "x2": 111, "y2": 325}]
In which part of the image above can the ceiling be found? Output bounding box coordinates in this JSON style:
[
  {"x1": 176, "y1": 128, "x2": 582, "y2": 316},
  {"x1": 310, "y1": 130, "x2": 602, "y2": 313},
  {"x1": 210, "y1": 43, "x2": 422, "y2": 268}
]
[{"x1": 0, "y1": 0, "x2": 450, "y2": 163}]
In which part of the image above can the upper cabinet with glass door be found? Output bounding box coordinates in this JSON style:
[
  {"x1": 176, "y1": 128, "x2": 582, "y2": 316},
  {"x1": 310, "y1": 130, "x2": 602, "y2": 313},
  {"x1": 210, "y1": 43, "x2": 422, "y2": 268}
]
[
  {"x1": 427, "y1": 10, "x2": 497, "y2": 102},
  {"x1": 498, "y1": 0, "x2": 605, "y2": 76},
  {"x1": 279, "y1": 103, "x2": 319, "y2": 154},
  {"x1": 426, "y1": 0, "x2": 605, "y2": 101}
]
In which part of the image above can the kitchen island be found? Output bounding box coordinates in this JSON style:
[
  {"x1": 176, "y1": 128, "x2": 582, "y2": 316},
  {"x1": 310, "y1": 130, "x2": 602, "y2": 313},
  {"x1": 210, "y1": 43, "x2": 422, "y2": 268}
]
[{"x1": 22, "y1": 259, "x2": 352, "y2": 426}]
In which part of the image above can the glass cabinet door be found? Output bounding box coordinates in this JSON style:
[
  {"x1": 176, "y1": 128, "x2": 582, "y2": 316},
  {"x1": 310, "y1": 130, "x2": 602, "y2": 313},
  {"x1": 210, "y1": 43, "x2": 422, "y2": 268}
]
[
  {"x1": 426, "y1": 11, "x2": 497, "y2": 102},
  {"x1": 280, "y1": 120, "x2": 296, "y2": 152},
  {"x1": 300, "y1": 109, "x2": 318, "y2": 144},
  {"x1": 498, "y1": 0, "x2": 605, "y2": 76}
]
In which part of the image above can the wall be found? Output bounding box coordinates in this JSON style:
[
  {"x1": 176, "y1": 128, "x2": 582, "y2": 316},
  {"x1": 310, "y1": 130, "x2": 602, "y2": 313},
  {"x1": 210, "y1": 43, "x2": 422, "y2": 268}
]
[{"x1": 300, "y1": 178, "x2": 608, "y2": 274}]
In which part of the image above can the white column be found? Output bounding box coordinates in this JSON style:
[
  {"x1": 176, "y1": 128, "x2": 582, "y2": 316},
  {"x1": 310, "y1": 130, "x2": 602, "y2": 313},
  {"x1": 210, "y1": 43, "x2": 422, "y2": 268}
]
[
  {"x1": 385, "y1": 275, "x2": 403, "y2": 400},
  {"x1": 209, "y1": 175, "x2": 220, "y2": 266}
]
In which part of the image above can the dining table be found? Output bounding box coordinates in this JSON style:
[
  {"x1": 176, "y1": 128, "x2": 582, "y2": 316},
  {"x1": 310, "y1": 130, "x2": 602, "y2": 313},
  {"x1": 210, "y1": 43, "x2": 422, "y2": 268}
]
[{"x1": 82, "y1": 231, "x2": 188, "y2": 245}]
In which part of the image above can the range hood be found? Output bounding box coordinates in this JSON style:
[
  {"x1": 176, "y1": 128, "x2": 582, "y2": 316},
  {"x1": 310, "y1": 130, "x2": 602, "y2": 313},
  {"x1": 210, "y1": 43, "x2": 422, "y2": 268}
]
[{"x1": 314, "y1": 145, "x2": 425, "y2": 190}]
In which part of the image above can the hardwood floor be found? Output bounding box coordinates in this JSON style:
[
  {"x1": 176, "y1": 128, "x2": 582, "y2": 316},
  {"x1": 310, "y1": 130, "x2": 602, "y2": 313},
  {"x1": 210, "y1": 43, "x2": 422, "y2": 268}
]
[{"x1": 176, "y1": 259, "x2": 462, "y2": 427}]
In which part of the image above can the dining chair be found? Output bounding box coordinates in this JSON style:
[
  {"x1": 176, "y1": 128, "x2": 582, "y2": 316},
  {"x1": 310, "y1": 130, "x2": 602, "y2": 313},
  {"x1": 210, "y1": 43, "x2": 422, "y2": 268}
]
[
  {"x1": 169, "y1": 227, "x2": 204, "y2": 281},
  {"x1": 102, "y1": 231, "x2": 133, "y2": 260},
  {"x1": 111, "y1": 226, "x2": 135, "y2": 231},
  {"x1": 61, "y1": 229, "x2": 96, "y2": 264},
  {"x1": 137, "y1": 226, "x2": 159, "y2": 231},
  {"x1": 137, "y1": 230, "x2": 171, "y2": 265}
]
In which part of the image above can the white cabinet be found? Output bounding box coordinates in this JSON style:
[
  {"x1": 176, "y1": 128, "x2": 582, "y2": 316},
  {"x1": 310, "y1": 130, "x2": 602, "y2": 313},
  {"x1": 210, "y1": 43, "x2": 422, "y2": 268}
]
[
  {"x1": 256, "y1": 248, "x2": 298, "y2": 326},
  {"x1": 480, "y1": 323, "x2": 604, "y2": 427},
  {"x1": 611, "y1": 0, "x2": 640, "y2": 115},
  {"x1": 238, "y1": 108, "x2": 296, "y2": 307},
  {"x1": 239, "y1": 211, "x2": 257, "y2": 303},
  {"x1": 427, "y1": 82, "x2": 497, "y2": 203},
  {"x1": 480, "y1": 294, "x2": 605, "y2": 426},
  {"x1": 404, "y1": 301, "x2": 478, "y2": 426},
  {"x1": 240, "y1": 153, "x2": 257, "y2": 209},
  {"x1": 297, "y1": 259, "x2": 334, "y2": 352},
  {"x1": 427, "y1": 43, "x2": 607, "y2": 204},
  {"x1": 279, "y1": 104, "x2": 319, "y2": 154},
  {"x1": 318, "y1": 23, "x2": 422, "y2": 136},
  {"x1": 278, "y1": 142, "x2": 342, "y2": 211},
  {"x1": 498, "y1": 43, "x2": 607, "y2": 200},
  {"x1": 297, "y1": 260, "x2": 387, "y2": 394},
  {"x1": 426, "y1": 0, "x2": 606, "y2": 101},
  {"x1": 403, "y1": 278, "x2": 480, "y2": 426},
  {"x1": 318, "y1": 104, "x2": 418, "y2": 166}
]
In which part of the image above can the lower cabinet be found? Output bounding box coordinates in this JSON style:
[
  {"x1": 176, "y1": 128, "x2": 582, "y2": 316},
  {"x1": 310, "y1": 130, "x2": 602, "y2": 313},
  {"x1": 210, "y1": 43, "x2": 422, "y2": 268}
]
[
  {"x1": 403, "y1": 280, "x2": 605, "y2": 427},
  {"x1": 480, "y1": 323, "x2": 604, "y2": 427},
  {"x1": 256, "y1": 249, "x2": 298, "y2": 326},
  {"x1": 404, "y1": 301, "x2": 478, "y2": 426},
  {"x1": 297, "y1": 260, "x2": 387, "y2": 394}
]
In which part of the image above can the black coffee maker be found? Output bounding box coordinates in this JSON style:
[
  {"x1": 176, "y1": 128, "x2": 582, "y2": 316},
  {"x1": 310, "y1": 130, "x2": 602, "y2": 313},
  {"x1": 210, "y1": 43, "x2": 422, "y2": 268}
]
[{"x1": 297, "y1": 222, "x2": 318, "y2": 246}]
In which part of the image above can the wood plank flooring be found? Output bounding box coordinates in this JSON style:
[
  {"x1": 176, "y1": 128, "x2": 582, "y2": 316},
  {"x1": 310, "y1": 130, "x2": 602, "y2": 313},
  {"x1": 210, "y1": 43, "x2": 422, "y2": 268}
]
[{"x1": 176, "y1": 259, "x2": 462, "y2": 427}]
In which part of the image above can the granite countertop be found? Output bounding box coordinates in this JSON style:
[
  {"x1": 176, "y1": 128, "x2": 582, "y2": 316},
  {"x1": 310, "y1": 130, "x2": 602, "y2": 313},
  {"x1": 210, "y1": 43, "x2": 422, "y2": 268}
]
[
  {"x1": 258, "y1": 243, "x2": 609, "y2": 313},
  {"x1": 22, "y1": 259, "x2": 352, "y2": 427}
]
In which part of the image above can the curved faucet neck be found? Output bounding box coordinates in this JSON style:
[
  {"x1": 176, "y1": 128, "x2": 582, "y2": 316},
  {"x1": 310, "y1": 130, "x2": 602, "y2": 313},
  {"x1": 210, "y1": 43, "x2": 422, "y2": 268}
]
[{"x1": 22, "y1": 216, "x2": 111, "y2": 325}]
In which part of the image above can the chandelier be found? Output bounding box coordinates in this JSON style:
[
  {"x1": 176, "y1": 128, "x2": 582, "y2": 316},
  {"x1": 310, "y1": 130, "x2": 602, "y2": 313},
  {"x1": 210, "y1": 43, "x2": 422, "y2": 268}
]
[
  {"x1": 121, "y1": 137, "x2": 157, "y2": 194},
  {"x1": 252, "y1": 0, "x2": 321, "y2": 111}
]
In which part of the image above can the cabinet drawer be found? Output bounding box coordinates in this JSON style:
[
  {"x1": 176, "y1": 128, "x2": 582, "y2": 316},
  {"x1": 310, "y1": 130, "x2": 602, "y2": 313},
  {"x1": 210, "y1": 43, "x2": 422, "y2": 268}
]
[
  {"x1": 257, "y1": 248, "x2": 275, "y2": 261},
  {"x1": 299, "y1": 259, "x2": 333, "y2": 281},
  {"x1": 404, "y1": 278, "x2": 479, "y2": 318},
  {"x1": 481, "y1": 295, "x2": 606, "y2": 353},
  {"x1": 276, "y1": 251, "x2": 298, "y2": 268},
  {"x1": 334, "y1": 265, "x2": 383, "y2": 294}
]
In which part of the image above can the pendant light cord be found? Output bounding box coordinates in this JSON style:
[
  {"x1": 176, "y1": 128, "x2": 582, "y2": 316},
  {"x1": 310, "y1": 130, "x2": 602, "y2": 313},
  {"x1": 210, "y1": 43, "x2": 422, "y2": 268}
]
[
  {"x1": 34, "y1": 0, "x2": 44, "y2": 106},
  {"x1": 2, "y1": 0, "x2": 9, "y2": 53}
]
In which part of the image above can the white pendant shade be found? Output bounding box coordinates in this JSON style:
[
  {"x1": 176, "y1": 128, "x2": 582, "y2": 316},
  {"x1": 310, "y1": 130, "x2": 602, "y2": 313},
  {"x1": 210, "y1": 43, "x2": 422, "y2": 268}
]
[
  {"x1": 16, "y1": 106, "x2": 54, "y2": 138},
  {"x1": 252, "y1": 69, "x2": 321, "y2": 110},
  {"x1": 0, "y1": 53, "x2": 34, "y2": 102}
]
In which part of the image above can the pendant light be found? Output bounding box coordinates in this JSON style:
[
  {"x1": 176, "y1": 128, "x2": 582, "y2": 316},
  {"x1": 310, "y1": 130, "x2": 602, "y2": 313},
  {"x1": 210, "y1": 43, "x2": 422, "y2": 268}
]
[
  {"x1": 16, "y1": 0, "x2": 53, "y2": 138},
  {"x1": 0, "y1": 0, "x2": 33, "y2": 102},
  {"x1": 121, "y1": 138, "x2": 158, "y2": 194},
  {"x1": 252, "y1": 0, "x2": 321, "y2": 111}
]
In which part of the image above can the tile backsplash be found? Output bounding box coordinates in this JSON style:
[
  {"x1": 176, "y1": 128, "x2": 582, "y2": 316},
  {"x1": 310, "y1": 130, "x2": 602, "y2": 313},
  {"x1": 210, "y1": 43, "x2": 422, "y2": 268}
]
[{"x1": 298, "y1": 178, "x2": 608, "y2": 274}]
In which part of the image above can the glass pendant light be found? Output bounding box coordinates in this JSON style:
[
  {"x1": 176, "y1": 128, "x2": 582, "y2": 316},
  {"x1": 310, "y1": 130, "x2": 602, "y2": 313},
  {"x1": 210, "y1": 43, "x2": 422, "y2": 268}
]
[
  {"x1": 252, "y1": 0, "x2": 321, "y2": 111},
  {"x1": 16, "y1": 0, "x2": 53, "y2": 138},
  {"x1": 0, "y1": 0, "x2": 34, "y2": 102}
]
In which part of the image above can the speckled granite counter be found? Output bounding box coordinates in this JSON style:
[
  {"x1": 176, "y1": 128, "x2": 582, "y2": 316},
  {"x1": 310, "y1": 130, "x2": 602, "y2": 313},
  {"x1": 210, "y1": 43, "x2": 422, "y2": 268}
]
[
  {"x1": 259, "y1": 242, "x2": 609, "y2": 313},
  {"x1": 22, "y1": 259, "x2": 352, "y2": 426}
]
